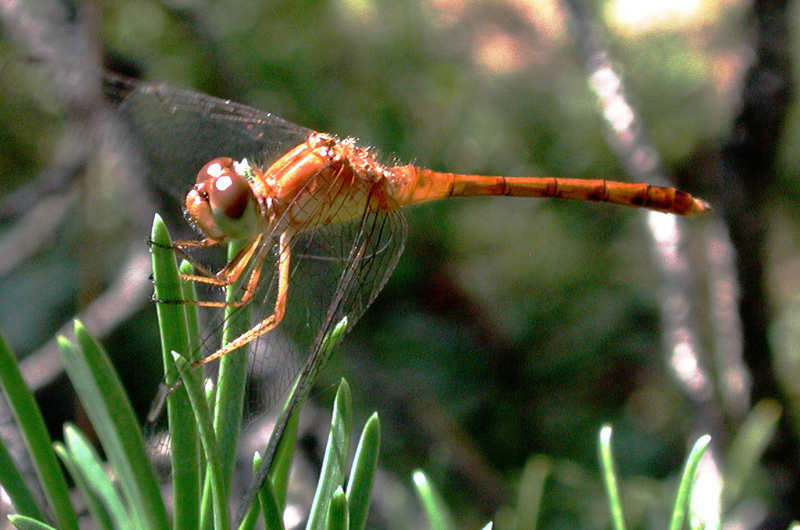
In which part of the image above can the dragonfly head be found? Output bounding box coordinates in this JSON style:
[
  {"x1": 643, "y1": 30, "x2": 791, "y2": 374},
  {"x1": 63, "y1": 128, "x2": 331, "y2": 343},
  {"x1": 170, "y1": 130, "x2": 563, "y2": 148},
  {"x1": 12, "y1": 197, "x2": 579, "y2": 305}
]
[{"x1": 185, "y1": 157, "x2": 260, "y2": 242}]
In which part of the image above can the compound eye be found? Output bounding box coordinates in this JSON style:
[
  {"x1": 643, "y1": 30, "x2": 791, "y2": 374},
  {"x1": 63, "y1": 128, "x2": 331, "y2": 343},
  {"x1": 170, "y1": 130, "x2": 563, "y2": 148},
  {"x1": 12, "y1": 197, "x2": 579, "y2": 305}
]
[
  {"x1": 196, "y1": 157, "x2": 235, "y2": 185},
  {"x1": 187, "y1": 157, "x2": 259, "y2": 241},
  {"x1": 207, "y1": 169, "x2": 254, "y2": 220}
]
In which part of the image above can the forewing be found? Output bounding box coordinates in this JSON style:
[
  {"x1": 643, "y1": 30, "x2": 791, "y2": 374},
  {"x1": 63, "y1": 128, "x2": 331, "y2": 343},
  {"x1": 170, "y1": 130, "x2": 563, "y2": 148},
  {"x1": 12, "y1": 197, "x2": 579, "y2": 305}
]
[
  {"x1": 227, "y1": 185, "x2": 407, "y2": 523},
  {"x1": 240, "y1": 190, "x2": 407, "y2": 424},
  {"x1": 104, "y1": 74, "x2": 312, "y2": 203}
]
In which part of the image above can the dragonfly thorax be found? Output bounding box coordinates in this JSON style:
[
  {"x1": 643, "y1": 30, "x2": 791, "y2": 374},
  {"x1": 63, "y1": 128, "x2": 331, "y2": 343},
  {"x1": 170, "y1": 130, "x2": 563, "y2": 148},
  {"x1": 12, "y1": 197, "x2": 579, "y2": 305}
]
[{"x1": 257, "y1": 132, "x2": 398, "y2": 233}]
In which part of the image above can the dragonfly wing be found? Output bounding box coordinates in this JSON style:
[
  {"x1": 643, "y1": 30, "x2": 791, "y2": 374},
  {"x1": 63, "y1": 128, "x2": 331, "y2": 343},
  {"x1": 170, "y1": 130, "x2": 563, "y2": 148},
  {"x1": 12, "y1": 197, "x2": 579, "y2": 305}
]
[
  {"x1": 104, "y1": 74, "x2": 312, "y2": 202},
  {"x1": 236, "y1": 191, "x2": 408, "y2": 420},
  {"x1": 233, "y1": 188, "x2": 407, "y2": 521}
]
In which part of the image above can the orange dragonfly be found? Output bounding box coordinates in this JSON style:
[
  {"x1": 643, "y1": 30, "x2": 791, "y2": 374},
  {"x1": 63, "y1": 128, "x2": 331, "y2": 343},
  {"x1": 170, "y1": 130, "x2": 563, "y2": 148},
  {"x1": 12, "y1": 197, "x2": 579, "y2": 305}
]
[
  {"x1": 105, "y1": 73, "x2": 708, "y2": 521},
  {"x1": 181, "y1": 129, "x2": 708, "y2": 367}
]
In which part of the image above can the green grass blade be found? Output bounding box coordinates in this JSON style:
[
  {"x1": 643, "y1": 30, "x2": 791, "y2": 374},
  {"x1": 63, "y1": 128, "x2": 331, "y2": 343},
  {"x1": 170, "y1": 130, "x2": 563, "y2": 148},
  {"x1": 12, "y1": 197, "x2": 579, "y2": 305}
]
[
  {"x1": 256, "y1": 451, "x2": 286, "y2": 530},
  {"x1": 197, "y1": 240, "x2": 251, "y2": 529},
  {"x1": 200, "y1": 240, "x2": 252, "y2": 529},
  {"x1": 172, "y1": 353, "x2": 229, "y2": 530},
  {"x1": 346, "y1": 412, "x2": 380, "y2": 530},
  {"x1": 200, "y1": 460, "x2": 214, "y2": 530},
  {"x1": 0, "y1": 421, "x2": 45, "y2": 521},
  {"x1": 238, "y1": 455, "x2": 262, "y2": 530},
  {"x1": 7, "y1": 515, "x2": 58, "y2": 530},
  {"x1": 61, "y1": 322, "x2": 169, "y2": 529},
  {"x1": 0, "y1": 330, "x2": 76, "y2": 529},
  {"x1": 214, "y1": 239, "x2": 251, "y2": 488},
  {"x1": 412, "y1": 469, "x2": 454, "y2": 530},
  {"x1": 259, "y1": 471, "x2": 286, "y2": 530},
  {"x1": 513, "y1": 454, "x2": 549, "y2": 530},
  {"x1": 307, "y1": 379, "x2": 353, "y2": 530},
  {"x1": 598, "y1": 425, "x2": 626, "y2": 530},
  {"x1": 723, "y1": 399, "x2": 780, "y2": 508},
  {"x1": 237, "y1": 317, "x2": 350, "y2": 526},
  {"x1": 669, "y1": 435, "x2": 712, "y2": 530},
  {"x1": 53, "y1": 442, "x2": 114, "y2": 530},
  {"x1": 264, "y1": 317, "x2": 350, "y2": 515},
  {"x1": 238, "y1": 500, "x2": 259, "y2": 530},
  {"x1": 179, "y1": 260, "x2": 202, "y2": 357},
  {"x1": 326, "y1": 487, "x2": 349, "y2": 530},
  {"x1": 238, "y1": 452, "x2": 285, "y2": 530},
  {"x1": 62, "y1": 424, "x2": 130, "y2": 529},
  {"x1": 150, "y1": 215, "x2": 202, "y2": 530},
  {"x1": 270, "y1": 404, "x2": 301, "y2": 510},
  {"x1": 237, "y1": 498, "x2": 259, "y2": 530}
]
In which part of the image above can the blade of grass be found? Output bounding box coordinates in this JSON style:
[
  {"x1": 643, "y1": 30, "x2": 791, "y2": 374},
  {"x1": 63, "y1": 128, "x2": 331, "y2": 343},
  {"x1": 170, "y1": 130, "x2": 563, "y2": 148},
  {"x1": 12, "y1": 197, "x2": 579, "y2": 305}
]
[
  {"x1": 0, "y1": 420, "x2": 45, "y2": 522},
  {"x1": 7, "y1": 515, "x2": 58, "y2": 530},
  {"x1": 61, "y1": 424, "x2": 130, "y2": 530},
  {"x1": 412, "y1": 469, "x2": 454, "y2": 530},
  {"x1": 179, "y1": 260, "x2": 202, "y2": 358},
  {"x1": 513, "y1": 454, "x2": 549, "y2": 530},
  {"x1": 326, "y1": 487, "x2": 349, "y2": 530},
  {"x1": 723, "y1": 399, "x2": 780, "y2": 508},
  {"x1": 598, "y1": 425, "x2": 626, "y2": 530},
  {"x1": 60, "y1": 323, "x2": 169, "y2": 529},
  {"x1": 201, "y1": 240, "x2": 251, "y2": 528},
  {"x1": 53, "y1": 442, "x2": 114, "y2": 530},
  {"x1": 172, "y1": 353, "x2": 229, "y2": 530},
  {"x1": 238, "y1": 496, "x2": 260, "y2": 530},
  {"x1": 0, "y1": 330, "x2": 76, "y2": 529},
  {"x1": 669, "y1": 435, "x2": 712, "y2": 530},
  {"x1": 258, "y1": 463, "x2": 286, "y2": 530},
  {"x1": 270, "y1": 403, "x2": 301, "y2": 510},
  {"x1": 236, "y1": 316, "x2": 350, "y2": 525},
  {"x1": 345, "y1": 412, "x2": 380, "y2": 530},
  {"x1": 150, "y1": 215, "x2": 202, "y2": 530},
  {"x1": 238, "y1": 452, "x2": 285, "y2": 530},
  {"x1": 214, "y1": 239, "x2": 251, "y2": 483},
  {"x1": 307, "y1": 378, "x2": 353, "y2": 530}
]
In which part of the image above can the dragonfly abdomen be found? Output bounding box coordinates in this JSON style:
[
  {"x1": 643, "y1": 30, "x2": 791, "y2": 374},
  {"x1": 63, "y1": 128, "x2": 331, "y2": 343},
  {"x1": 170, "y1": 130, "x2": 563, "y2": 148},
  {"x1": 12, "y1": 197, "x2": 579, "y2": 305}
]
[{"x1": 393, "y1": 167, "x2": 709, "y2": 216}]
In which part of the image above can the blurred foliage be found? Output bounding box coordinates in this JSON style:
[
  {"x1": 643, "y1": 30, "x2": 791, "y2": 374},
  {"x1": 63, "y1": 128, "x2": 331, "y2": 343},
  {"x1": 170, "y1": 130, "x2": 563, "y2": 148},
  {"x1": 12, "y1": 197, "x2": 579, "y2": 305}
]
[{"x1": 2, "y1": 0, "x2": 799, "y2": 527}]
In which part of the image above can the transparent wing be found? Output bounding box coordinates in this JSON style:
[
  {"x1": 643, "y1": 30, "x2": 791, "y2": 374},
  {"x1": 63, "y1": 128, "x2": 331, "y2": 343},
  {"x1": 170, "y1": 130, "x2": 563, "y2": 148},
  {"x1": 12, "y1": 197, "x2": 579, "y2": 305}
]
[
  {"x1": 206, "y1": 179, "x2": 408, "y2": 426},
  {"x1": 234, "y1": 183, "x2": 408, "y2": 519},
  {"x1": 104, "y1": 74, "x2": 313, "y2": 202},
  {"x1": 146, "y1": 157, "x2": 407, "y2": 503}
]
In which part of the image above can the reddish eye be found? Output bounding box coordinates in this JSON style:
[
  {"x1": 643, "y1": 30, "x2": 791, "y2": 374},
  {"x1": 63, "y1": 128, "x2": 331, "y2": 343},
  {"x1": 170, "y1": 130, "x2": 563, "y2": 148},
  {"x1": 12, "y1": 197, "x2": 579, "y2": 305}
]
[
  {"x1": 208, "y1": 170, "x2": 254, "y2": 220},
  {"x1": 197, "y1": 157, "x2": 235, "y2": 185},
  {"x1": 187, "y1": 157, "x2": 259, "y2": 242}
]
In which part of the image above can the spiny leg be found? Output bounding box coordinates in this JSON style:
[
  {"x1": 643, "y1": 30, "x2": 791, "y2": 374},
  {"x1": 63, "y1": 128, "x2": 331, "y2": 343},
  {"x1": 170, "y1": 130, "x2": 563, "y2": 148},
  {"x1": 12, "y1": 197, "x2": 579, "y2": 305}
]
[
  {"x1": 192, "y1": 231, "x2": 291, "y2": 367},
  {"x1": 178, "y1": 234, "x2": 263, "y2": 289},
  {"x1": 153, "y1": 237, "x2": 223, "y2": 280},
  {"x1": 158, "y1": 235, "x2": 266, "y2": 309}
]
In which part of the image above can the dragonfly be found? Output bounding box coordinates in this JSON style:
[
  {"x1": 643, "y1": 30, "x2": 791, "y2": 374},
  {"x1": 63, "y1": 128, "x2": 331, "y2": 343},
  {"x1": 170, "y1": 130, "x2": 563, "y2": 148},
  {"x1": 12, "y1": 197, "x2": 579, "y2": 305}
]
[{"x1": 104, "y1": 73, "x2": 709, "y2": 523}]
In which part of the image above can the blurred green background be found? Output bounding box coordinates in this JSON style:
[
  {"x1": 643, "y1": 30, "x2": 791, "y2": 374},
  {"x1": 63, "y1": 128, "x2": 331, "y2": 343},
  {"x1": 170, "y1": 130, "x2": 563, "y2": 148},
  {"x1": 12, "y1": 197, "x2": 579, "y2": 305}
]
[{"x1": 2, "y1": 0, "x2": 800, "y2": 527}]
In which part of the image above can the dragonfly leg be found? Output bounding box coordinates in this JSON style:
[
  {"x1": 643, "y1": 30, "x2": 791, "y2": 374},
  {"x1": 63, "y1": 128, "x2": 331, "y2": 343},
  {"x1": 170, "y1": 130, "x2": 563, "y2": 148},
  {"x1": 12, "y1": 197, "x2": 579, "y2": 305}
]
[
  {"x1": 155, "y1": 237, "x2": 226, "y2": 280},
  {"x1": 192, "y1": 232, "x2": 291, "y2": 367},
  {"x1": 154, "y1": 233, "x2": 267, "y2": 308},
  {"x1": 149, "y1": 236, "x2": 218, "y2": 251},
  {"x1": 178, "y1": 233, "x2": 263, "y2": 289},
  {"x1": 183, "y1": 245, "x2": 265, "y2": 309}
]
